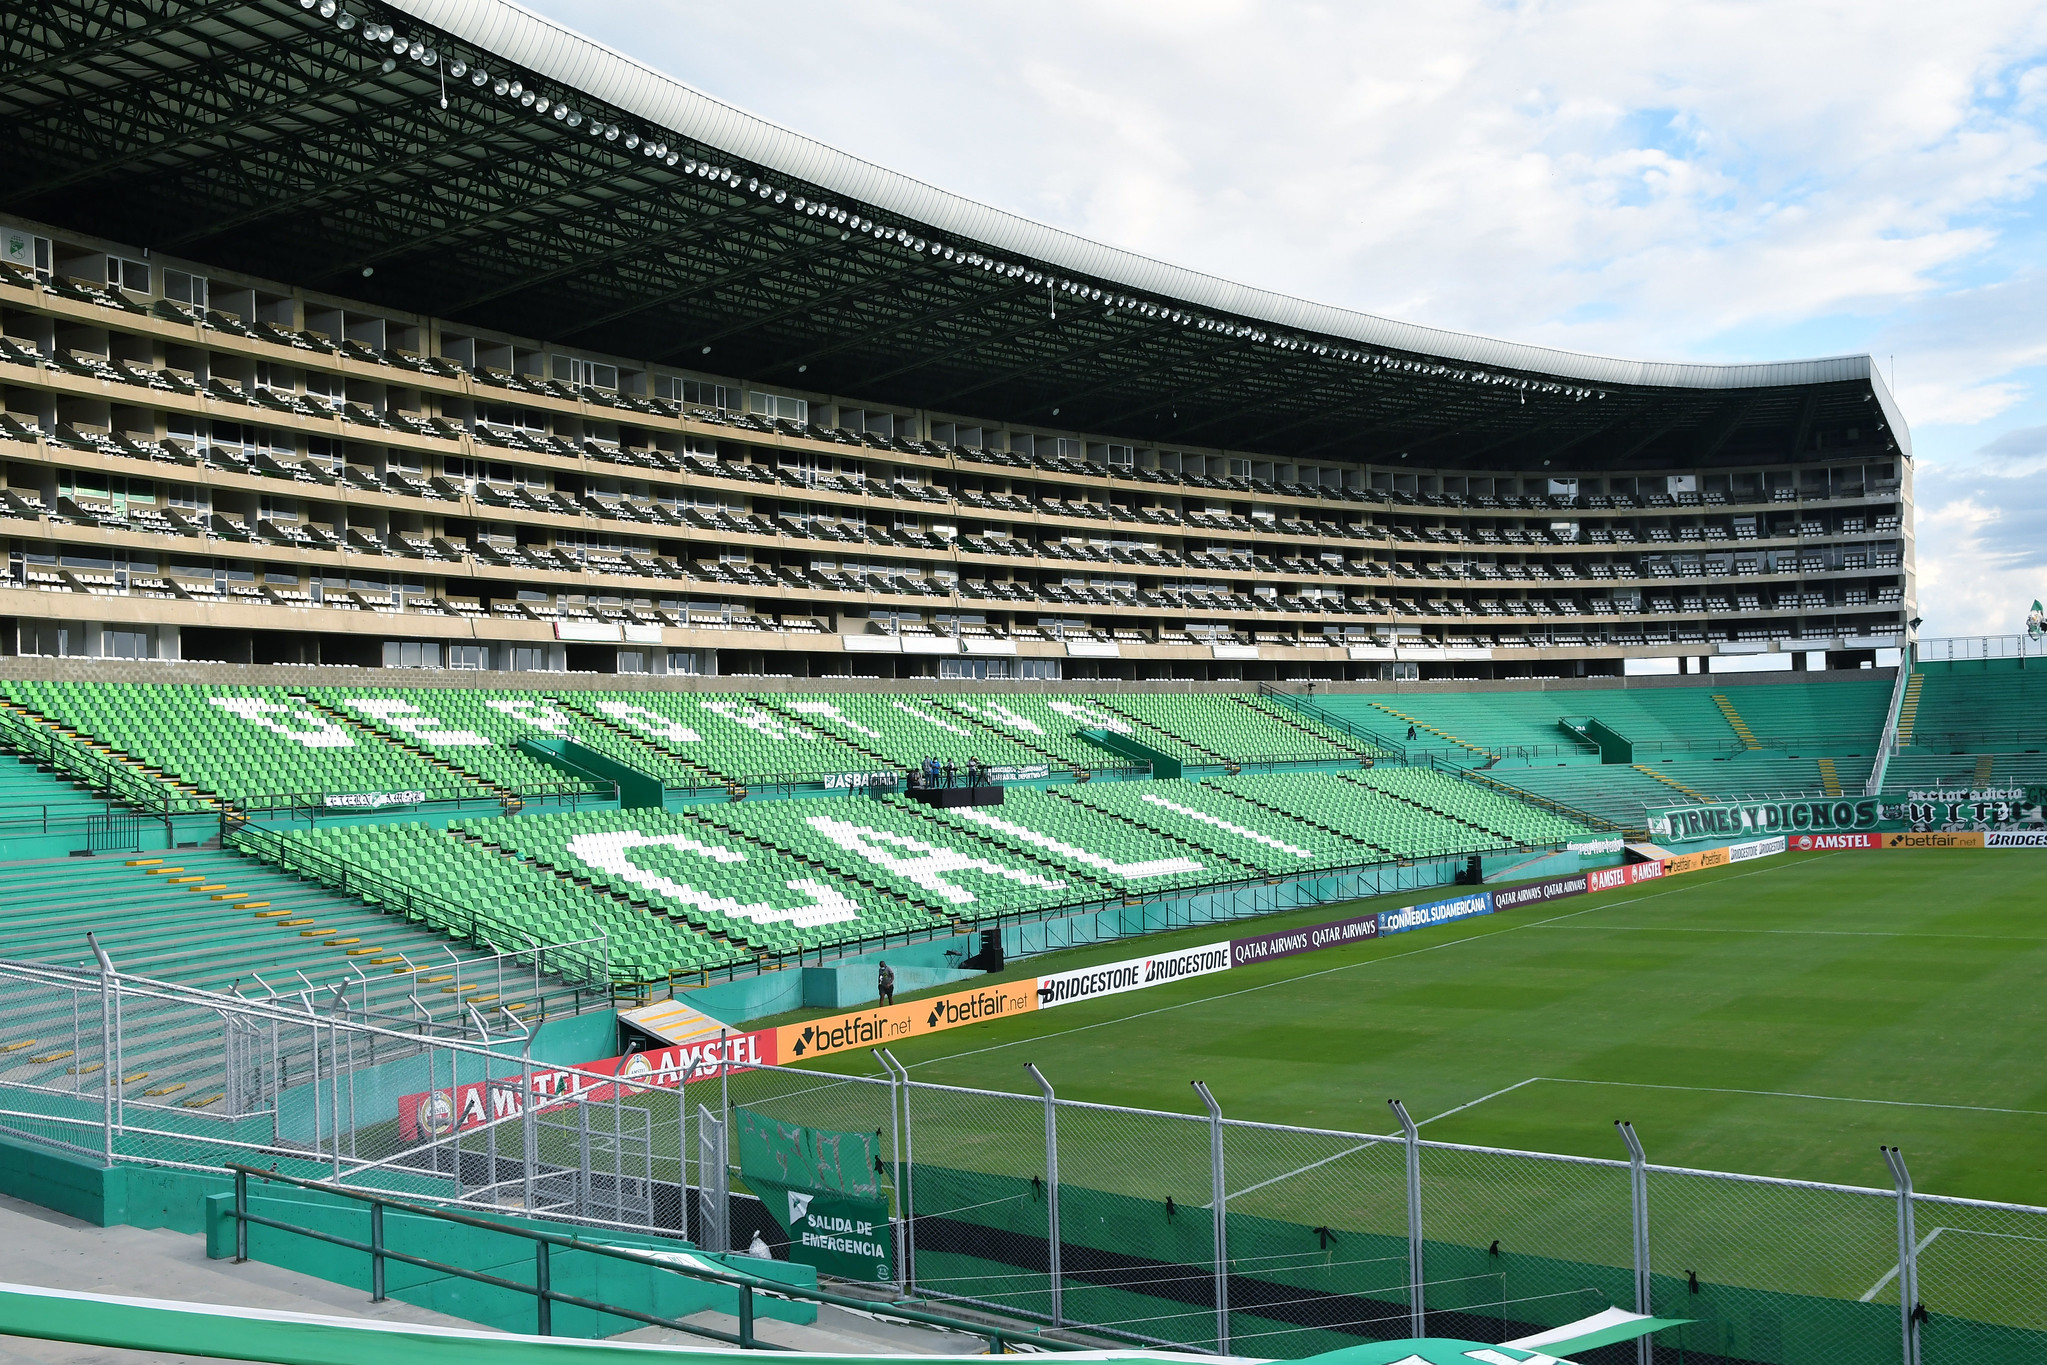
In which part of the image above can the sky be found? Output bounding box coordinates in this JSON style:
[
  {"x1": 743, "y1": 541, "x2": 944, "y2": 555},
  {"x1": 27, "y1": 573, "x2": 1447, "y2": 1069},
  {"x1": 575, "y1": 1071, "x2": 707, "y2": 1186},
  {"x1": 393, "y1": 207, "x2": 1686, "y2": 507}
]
[{"x1": 525, "y1": 0, "x2": 2047, "y2": 640}]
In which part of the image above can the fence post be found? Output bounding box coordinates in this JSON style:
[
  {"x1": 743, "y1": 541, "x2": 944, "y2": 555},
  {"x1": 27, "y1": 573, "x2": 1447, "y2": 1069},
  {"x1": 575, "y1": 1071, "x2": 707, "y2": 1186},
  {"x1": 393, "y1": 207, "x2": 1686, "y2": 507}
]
[
  {"x1": 233, "y1": 1168, "x2": 249, "y2": 1263},
  {"x1": 88, "y1": 933, "x2": 114, "y2": 1163},
  {"x1": 1883, "y1": 1147, "x2": 1922, "y2": 1365},
  {"x1": 877, "y1": 1048, "x2": 908, "y2": 1293},
  {"x1": 697, "y1": 1103, "x2": 729, "y2": 1253},
  {"x1": 520, "y1": 1034, "x2": 537, "y2": 1211},
  {"x1": 1193, "y1": 1081, "x2": 1229, "y2": 1354},
  {"x1": 534, "y1": 1239, "x2": 552, "y2": 1336},
  {"x1": 1025, "y1": 1063, "x2": 1061, "y2": 1327},
  {"x1": 881, "y1": 1049, "x2": 917, "y2": 1294},
  {"x1": 370, "y1": 1201, "x2": 386, "y2": 1302},
  {"x1": 1390, "y1": 1099, "x2": 1424, "y2": 1339},
  {"x1": 1617, "y1": 1121, "x2": 1651, "y2": 1365}
]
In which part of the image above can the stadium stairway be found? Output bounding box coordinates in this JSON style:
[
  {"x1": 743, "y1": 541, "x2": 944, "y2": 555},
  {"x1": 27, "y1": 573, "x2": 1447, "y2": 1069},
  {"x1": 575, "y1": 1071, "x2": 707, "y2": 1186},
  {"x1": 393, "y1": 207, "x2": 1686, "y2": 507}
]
[
  {"x1": 1630, "y1": 764, "x2": 1714, "y2": 805},
  {"x1": 289, "y1": 693, "x2": 521, "y2": 802},
  {"x1": 1975, "y1": 754, "x2": 1996, "y2": 785},
  {"x1": 0, "y1": 850, "x2": 587, "y2": 1106},
  {"x1": 1895, "y1": 673, "x2": 1925, "y2": 746},
  {"x1": 1711, "y1": 694, "x2": 1761, "y2": 749},
  {"x1": 1361, "y1": 702, "x2": 1491, "y2": 760},
  {"x1": 0, "y1": 698, "x2": 212, "y2": 808},
  {"x1": 1817, "y1": 757, "x2": 1842, "y2": 797}
]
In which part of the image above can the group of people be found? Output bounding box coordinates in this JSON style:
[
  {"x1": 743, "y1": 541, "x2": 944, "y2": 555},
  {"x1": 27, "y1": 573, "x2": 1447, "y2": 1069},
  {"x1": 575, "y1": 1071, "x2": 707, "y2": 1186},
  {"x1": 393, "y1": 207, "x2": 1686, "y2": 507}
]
[{"x1": 907, "y1": 756, "x2": 991, "y2": 789}]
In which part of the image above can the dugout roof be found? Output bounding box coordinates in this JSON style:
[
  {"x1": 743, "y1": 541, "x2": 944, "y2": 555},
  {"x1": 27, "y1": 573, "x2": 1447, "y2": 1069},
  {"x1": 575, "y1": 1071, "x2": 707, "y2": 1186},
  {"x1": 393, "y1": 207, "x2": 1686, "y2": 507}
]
[{"x1": 0, "y1": 0, "x2": 1911, "y2": 469}]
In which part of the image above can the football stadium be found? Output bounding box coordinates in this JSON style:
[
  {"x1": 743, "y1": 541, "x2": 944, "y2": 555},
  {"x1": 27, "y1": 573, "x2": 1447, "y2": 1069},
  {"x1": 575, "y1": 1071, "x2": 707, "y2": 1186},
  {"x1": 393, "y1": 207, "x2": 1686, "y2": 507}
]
[{"x1": 0, "y1": 3, "x2": 2039, "y2": 1365}]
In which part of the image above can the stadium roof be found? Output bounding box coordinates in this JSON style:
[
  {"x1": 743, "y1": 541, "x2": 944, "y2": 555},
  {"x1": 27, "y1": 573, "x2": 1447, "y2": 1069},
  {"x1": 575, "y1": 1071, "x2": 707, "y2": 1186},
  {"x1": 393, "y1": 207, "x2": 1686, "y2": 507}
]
[{"x1": 0, "y1": 0, "x2": 1911, "y2": 467}]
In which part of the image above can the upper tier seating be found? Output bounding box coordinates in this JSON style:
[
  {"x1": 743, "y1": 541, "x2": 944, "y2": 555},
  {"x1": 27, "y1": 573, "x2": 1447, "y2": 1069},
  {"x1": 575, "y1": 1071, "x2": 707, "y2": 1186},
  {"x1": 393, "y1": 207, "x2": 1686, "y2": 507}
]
[
  {"x1": 1308, "y1": 676, "x2": 1892, "y2": 762},
  {"x1": 888, "y1": 788, "x2": 1244, "y2": 894},
  {"x1": 304, "y1": 686, "x2": 704, "y2": 789},
  {"x1": 2, "y1": 681, "x2": 472, "y2": 803},
  {"x1": 1712, "y1": 678, "x2": 1892, "y2": 749},
  {"x1": 555, "y1": 691, "x2": 878, "y2": 784},
  {"x1": 1097, "y1": 694, "x2": 1369, "y2": 763},
  {"x1": 930, "y1": 695, "x2": 1192, "y2": 767},
  {"x1": 306, "y1": 687, "x2": 594, "y2": 791},
  {"x1": 761, "y1": 694, "x2": 1061, "y2": 771},
  {"x1": 1907, "y1": 665, "x2": 2047, "y2": 752},
  {"x1": 1055, "y1": 778, "x2": 1385, "y2": 873}
]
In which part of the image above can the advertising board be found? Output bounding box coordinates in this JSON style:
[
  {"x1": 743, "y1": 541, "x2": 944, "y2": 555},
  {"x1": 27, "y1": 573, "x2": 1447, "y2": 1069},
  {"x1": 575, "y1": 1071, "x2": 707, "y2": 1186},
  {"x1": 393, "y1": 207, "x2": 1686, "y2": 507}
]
[
  {"x1": 1789, "y1": 832, "x2": 1883, "y2": 851},
  {"x1": 1378, "y1": 890, "x2": 1493, "y2": 936},
  {"x1": 1230, "y1": 914, "x2": 1377, "y2": 968},
  {"x1": 1987, "y1": 831, "x2": 2047, "y2": 848},
  {"x1": 1490, "y1": 874, "x2": 1589, "y2": 911},
  {"x1": 396, "y1": 1028, "x2": 776, "y2": 1140},
  {"x1": 1035, "y1": 941, "x2": 1233, "y2": 1010},
  {"x1": 777, "y1": 978, "x2": 1039, "y2": 1060}
]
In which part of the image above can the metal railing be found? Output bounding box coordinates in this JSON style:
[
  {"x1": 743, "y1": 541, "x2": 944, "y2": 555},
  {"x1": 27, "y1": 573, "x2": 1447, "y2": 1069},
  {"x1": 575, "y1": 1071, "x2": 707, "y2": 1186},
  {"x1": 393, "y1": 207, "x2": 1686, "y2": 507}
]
[
  {"x1": 1914, "y1": 633, "x2": 2046, "y2": 663},
  {"x1": 0, "y1": 703, "x2": 208, "y2": 818},
  {"x1": 1449, "y1": 764, "x2": 1630, "y2": 835},
  {"x1": 1255, "y1": 685, "x2": 1409, "y2": 760},
  {"x1": 222, "y1": 820, "x2": 615, "y2": 996},
  {"x1": 7, "y1": 959, "x2": 2046, "y2": 1361},
  {"x1": 223, "y1": 1162, "x2": 1088, "y2": 1351}
]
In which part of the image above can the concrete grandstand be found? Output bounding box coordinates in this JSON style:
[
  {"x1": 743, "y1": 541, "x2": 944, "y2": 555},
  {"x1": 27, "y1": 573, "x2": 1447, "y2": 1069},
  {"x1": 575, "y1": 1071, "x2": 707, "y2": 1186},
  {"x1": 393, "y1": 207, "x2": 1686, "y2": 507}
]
[
  {"x1": 14, "y1": 7, "x2": 2047, "y2": 1365},
  {"x1": 0, "y1": 0, "x2": 1913, "y2": 681}
]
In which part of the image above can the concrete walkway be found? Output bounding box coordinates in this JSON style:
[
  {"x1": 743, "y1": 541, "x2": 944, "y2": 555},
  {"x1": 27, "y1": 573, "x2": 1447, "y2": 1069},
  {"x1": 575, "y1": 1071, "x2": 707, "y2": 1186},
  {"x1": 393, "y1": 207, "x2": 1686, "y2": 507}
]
[{"x1": 0, "y1": 1193, "x2": 979, "y2": 1362}]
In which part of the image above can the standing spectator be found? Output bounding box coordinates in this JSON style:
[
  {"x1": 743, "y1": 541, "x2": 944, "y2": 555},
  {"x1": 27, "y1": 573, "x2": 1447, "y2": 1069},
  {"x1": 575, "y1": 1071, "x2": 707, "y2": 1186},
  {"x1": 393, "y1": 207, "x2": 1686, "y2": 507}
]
[
  {"x1": 877, "y1": 959, "x2": 895, "y2": 1006},
  {"x1": 943, "y1": 758, "x2": 957, "y2": 788}
]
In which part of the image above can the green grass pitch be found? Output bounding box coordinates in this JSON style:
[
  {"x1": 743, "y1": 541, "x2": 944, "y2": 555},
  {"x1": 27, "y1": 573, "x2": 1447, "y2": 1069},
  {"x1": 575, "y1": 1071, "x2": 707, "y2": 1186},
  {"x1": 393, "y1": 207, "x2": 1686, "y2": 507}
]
[{"x1": 801, "y1": 849, "x2": 2047, "y2": 1207}]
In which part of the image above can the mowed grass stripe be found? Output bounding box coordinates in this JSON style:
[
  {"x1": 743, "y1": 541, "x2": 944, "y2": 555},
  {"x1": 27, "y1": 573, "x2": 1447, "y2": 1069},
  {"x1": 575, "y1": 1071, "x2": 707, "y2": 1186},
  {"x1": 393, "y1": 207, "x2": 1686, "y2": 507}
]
[{"x1": 801, "y1": 850, "x2": 2047, "y2": 1205}]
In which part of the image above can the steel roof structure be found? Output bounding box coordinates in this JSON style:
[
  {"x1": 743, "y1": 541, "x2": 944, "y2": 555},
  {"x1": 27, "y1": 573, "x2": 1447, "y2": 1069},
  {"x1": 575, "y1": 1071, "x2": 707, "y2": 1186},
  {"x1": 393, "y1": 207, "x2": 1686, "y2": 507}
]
[{"x1": 0, "y1": 0, "x2": 1910, "y2": 469}]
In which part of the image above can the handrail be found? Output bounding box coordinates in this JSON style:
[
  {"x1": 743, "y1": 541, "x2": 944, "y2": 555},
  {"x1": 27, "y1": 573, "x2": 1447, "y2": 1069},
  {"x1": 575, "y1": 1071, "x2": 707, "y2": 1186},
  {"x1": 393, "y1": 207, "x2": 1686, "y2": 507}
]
[
  {"x1": 230, "y1": 778, "x2": 612, "y2": 815},
  {"x1": 0, "y1": 703, "x2": 206, "y2": 817},
  {"x1": 223, "y1": 1162, "x2": 1090, "y2": 1352},
  {"x1": 1867, "y1": 663, "x2": 1912, "y2": 795},
  {"x1": 1255, "y1": 684, "x2": 1408, "y2": 760},
  {"x1": 1451, "y1": 764, "x2": 1632, "y2": 835},
  {"x1": 222, "y1": 821, "x2": 614, "y2": 992}
]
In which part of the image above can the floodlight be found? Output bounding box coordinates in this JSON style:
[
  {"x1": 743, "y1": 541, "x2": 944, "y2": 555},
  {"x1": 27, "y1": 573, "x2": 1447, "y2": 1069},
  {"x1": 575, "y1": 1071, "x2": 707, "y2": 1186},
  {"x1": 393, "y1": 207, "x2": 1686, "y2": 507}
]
[
  {"x1": 390, "y1": 36, "x2": 406, "y2": 53},
  {"x1": 299, "y1": 0, "x2": 315, "y2": 9},
  {"x1": 448, "y1": 59, "x2": 466, "y2": 77},
  {"x1": 624, "y1": 134, "x2": 639, "y2": 149},
  {"x1": 380, "y1": 57, "x2": 396, "y2": 73},
  {"x1": 534, "y1": 98, "x2": 550, "y2": 114},
  {"x1": 520, "y1": 90, "x2": 535, "y2": 107},
  {"x1": 471, "y1": 69, "x2": 487, "y2": 86},
  {"x1": 335, "y1": 11, "x2": 354, "y2": 28},
  {"x1": 493, "y1": 78, "x2": 509, "y2": 95}
]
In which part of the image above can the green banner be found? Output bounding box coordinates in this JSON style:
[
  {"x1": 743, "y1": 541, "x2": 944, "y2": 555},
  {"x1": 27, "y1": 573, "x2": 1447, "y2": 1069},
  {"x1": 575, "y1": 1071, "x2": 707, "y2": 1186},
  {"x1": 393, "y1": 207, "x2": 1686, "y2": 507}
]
[
  {"x1": 1649, "y1": 788, "x2": 2047, "y2": 844},
  {"x1": 734, "y1": 1107, "x2": 881, "y2": 1198},
  {"x1": 750, "y1": 1178, "x2": 895, "y2": 1283}
]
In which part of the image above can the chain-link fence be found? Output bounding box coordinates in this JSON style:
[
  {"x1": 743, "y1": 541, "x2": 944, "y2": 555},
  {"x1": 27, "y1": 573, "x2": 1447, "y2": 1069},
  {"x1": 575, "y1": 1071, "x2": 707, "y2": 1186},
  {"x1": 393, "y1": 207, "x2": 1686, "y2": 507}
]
[{"x1": 4, "y1": 957, "x2": 2045, "y2": 1365}]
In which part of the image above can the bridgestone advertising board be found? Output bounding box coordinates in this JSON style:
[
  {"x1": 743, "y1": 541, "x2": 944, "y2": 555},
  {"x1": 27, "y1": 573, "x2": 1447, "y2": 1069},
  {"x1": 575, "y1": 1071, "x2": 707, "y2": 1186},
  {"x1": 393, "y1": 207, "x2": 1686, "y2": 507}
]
[{"x1": 1034, "y1": 941, "x2": 1233, "y2": 1009}]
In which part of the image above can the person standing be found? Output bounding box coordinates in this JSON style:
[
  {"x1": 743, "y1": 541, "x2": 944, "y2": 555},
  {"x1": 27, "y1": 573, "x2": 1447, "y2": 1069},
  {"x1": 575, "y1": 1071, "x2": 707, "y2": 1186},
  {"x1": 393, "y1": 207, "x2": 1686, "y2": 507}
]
[{"x1": 877, "y1": 959, "x2": 895, "y2": 1006}]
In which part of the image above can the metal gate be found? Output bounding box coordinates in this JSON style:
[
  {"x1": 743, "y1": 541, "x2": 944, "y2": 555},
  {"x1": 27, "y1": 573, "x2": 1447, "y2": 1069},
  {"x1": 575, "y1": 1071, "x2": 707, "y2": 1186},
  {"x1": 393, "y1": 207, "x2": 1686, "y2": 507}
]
[{"x1": 532, "y1": 1094, "x2": 655, "y2": 1230}]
